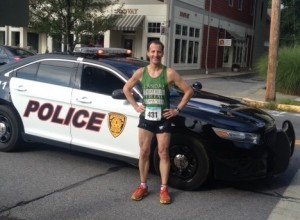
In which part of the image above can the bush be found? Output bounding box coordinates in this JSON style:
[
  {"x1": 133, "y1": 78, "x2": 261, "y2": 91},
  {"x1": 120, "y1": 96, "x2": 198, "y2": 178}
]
[{"x1": 255, "y1": 45, "x2": 300, "y2": 95}]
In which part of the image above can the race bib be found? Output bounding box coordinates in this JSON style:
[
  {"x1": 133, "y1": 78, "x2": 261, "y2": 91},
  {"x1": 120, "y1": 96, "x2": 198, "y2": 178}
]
[{"x1": 145, "y1": 106, "x2": 162, "y2": 121}]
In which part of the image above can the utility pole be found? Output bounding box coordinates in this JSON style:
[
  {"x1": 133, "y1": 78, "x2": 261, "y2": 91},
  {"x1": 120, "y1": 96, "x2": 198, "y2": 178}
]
[{"x1": 265, "y1": 0, "x2": 281, "y2": 101}]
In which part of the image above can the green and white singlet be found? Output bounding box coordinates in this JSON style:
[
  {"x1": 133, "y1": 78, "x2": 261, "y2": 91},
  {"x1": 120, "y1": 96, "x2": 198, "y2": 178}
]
[{"x1": 141, "y1": 66, "x2": 169, "y2": 121}]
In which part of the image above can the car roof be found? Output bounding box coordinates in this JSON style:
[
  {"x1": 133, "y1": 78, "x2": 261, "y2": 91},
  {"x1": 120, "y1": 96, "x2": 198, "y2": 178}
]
[
  {"x1": 0, "y1": 45, "x2": 36, "y2": 55},
  {"x1": 0, "y1": 53, "x2": 148, "y2": 78}
]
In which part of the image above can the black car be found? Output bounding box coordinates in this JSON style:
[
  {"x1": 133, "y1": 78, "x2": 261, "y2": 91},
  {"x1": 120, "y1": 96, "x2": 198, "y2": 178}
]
[
  {"x1": 0, "y1": 45, "x2": 36, "y2": 65},
  {"x1": 0, "y1": 53, "x2": 295, "y2": 191}
]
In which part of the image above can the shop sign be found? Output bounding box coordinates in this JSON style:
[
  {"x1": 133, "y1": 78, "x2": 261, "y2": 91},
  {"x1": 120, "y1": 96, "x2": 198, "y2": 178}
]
[
  {"x1": 180, "y1": 11, "x2": 190, "y2": 19},
  {"x1": 219, "y1": 39, "x2": 232, "y2": 46},
  {"x1": 114, "y1": 8, "x2": 138, "y2": 15}
]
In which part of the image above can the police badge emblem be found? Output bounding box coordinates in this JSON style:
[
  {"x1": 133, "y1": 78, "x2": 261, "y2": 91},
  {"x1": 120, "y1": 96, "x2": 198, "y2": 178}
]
[{"x1": 108, "y1": 112, "x2": 127, "y2": 138}]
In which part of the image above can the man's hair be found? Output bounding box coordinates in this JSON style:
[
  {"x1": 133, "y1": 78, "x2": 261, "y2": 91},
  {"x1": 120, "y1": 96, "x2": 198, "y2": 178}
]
[{"x1": 147, "y1": 40, "x2": 164, "y2": 52}]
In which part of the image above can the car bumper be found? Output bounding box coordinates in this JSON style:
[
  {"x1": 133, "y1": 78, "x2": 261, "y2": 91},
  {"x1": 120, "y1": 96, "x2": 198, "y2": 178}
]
[{"x1": 211, "y1": 129, "x2": 291, "y2": 181}]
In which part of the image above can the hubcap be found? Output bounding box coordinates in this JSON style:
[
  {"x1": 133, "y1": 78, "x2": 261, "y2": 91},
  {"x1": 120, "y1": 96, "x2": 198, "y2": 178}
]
[
  {"x1": 173, "y1": 154, "x2": 189, "y2": 172},
  {"x1": 0, "y1": 122, "x2": 7, "y2": 137}
]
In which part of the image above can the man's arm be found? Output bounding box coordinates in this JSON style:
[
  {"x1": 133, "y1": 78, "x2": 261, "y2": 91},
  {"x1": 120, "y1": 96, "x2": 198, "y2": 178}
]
[
  {"x1": 123, "y1": 68, "x2": 144, "y2": 113},
  {"x1": 167, "y1": 68, "x2": 194, "y2": 111}
]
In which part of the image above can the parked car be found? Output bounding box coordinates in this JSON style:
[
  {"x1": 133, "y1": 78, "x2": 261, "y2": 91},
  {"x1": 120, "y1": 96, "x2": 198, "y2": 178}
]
[
  {"x1": 0, "y1": 53, "x2": 295, "y2": 191},
  {"x1": 0, "y1": 45, "x2": 36, "y2": 65}
]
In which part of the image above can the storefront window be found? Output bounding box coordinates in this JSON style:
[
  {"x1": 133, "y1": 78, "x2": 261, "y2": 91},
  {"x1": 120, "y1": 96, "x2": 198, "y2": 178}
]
[
  {"x1": 174, "y1": 24, "x2": 200, "y2": 65},
  {"x1": 194, "y1": 41, "x2": 199, "y2": 63},
  {"x1": 181, "y1": 40, "x2": 187, "y2": 63},
  {"x1": 188, "y1": 41, "x2": 194, "y2": 63},
  {"x1": 148, "y1": 23, "x2": 161, "y2": 33},
  {"x1": 0, "y1": 31, "x2": 5, "y2": 44},
  {"x1": 182, "y1": 26, "x2": 188, "y2": 36},
  {"x1": 175, "y1": 24, "x2": 181, "y2": 35},
  {"x1": 195, "y1": 28, "x2": 200, "y2": 38},
  {"x1": 189, "y1": 27, "x2": 194, "y2": 37},
  {"x1": 223, "y1": 47, "x2": 229, "y2": 63},
  {"x1": 174, "y1": 39, "x2": 181, "y2": 63}
]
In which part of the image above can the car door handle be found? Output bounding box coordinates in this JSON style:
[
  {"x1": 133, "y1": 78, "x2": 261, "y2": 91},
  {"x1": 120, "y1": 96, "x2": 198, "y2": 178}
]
[
  {"x1": 15, "y1": 85, "x2": 27, "y2": 91},
  {"x1": 76, "y1": 97, "x2": 92, "y2": 104}
]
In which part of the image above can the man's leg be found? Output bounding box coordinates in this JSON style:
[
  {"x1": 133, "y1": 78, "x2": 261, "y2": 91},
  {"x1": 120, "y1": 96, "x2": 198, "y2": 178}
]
[
  {"x1": 138, "y1": 128, "x2": 154, "y2": 183},
  {"x1": 156, "y1": 132, "x2": 171, "y2": 185},
  {"x1": 156, "y1": 132, "x2": 171, "y2": 204},
  {"x1": 131, "y1": 128, "x2": 154, "y2": 201}
]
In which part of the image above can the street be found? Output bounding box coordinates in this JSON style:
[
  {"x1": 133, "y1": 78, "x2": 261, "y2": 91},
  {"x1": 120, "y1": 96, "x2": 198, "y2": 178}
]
[{"x1": 0, "y1": 74, "x2": 299, "y2": 220}]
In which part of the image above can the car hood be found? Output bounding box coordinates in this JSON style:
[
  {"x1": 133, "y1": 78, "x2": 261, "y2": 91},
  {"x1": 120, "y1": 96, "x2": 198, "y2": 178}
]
[{"x1": 181, "y1": 90, "x2": 275, "y2": 132}]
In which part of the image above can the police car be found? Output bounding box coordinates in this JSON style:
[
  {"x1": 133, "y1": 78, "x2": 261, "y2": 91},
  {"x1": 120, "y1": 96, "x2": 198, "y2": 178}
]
[{"x1": 0, "y1": 48, "x2": 295, "y2": 190}]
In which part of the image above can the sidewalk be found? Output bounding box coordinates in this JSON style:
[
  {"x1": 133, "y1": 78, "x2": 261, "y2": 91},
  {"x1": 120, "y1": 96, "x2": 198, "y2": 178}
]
[
  {"x1": 181, "y1": 70, "x2": 300, "y2": 220},
  {"x1": 179, "y1": 70, "x2": 300, "y2": 113}
]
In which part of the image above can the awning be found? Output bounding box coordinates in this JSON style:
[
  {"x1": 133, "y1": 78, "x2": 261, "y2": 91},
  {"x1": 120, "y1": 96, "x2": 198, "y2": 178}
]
[
  {"x1": 114, "y1": 15, "x2": 145, "y2": 31},
  {"x1": 225, "y1": 30, "x2": 244, "y2": 39}
]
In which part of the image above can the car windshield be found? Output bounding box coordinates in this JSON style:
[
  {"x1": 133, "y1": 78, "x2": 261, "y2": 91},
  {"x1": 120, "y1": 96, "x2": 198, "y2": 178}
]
[
  {"x1": 100, "y1": 57, "x2": 148, "y2": 78},
  {"x1": 7, "y1": 47, "x2": 36, "y2": 57}
]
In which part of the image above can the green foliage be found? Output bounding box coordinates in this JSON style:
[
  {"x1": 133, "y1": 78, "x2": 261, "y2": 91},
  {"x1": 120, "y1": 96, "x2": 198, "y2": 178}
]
[
  {"x1": 29, "y1": 0, "x2": 122, "y2": 50},
  {"x1": 255, "y1": 45, "x2": 300, "y2": 95},
  {"x1": 280, "y1": 0, "x2": 300, "y2": 47}
]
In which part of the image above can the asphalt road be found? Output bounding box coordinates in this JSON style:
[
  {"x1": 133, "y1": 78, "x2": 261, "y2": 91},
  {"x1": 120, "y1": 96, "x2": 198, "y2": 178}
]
[{"x1": 0, "y1": 75, "x2": 299, "y2": 220}]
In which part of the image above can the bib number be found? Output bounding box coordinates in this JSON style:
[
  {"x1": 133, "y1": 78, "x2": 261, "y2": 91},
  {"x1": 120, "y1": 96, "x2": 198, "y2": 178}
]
[{"x1": 145, "y1": 106, "x2": 162, "y2": 121}]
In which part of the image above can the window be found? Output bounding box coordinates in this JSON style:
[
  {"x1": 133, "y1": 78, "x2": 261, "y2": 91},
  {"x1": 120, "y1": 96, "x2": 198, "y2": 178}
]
[
  {"x1": 193, "y1": 41, "x2": 199, "y2": 63},
  {"x1": 148, "y1": 22, "x2": 161, "y2": 33},
  {"x1": 189, "y1": 27, "x2": 195, "y2": 37},
  {"x1": 238, "y1": 0, "x2": 243, "y2": 10},
  {"x1": 174, "y1": 39, "x2": 181, "y2": 63},
  {"x1": 182, "y1": 26, "x2": 188, "y2": 36},
  {"x1": 228, "y1": 0, "x2": 233, "y2": 7},
  {"x1": 181, "y1": 40, "x2": 187, "y2": 63},
  {"x1": 174, "y1": 25, "x2": 200, "y2": 65},
  {"x1": 175, "y1": 24, "x2": 181, "y2": 35},
  {"x1": 188, "y1": 41, "x2": 194, "y2": 63},
  {"x1": 195, "y1": 28, "x2": 200, "y2": 38},
  {"x1": 16, "y1": 62, "x2": 39, "y2": 80},
  {"x1": 81, "y1": 65, "x2": 125, "y2": 96},
  {"x1": 36, "y1": 60, "x2": 75, "y2": 87}
]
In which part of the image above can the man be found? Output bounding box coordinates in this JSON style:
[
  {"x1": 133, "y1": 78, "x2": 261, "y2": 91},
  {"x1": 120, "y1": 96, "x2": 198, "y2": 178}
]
[{"x1": 123, "y1": 40, "x2": 193, "y2": 204}]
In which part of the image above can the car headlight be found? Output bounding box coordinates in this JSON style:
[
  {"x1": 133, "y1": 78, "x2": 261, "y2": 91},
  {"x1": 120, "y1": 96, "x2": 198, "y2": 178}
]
[{"x1": 212, "y1": 127, "x2": 260, "y2": 144}]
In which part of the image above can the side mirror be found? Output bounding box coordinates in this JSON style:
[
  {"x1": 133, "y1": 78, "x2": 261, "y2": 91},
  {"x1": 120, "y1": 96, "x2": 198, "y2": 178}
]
[
  {"x1": 192, "y1": 81, "x2": 202, "y2": 91},
  {"x1": 112, "y1": 89, "x2": 126, "y2": 99},
  {"x1": 112, "y1": 89, "x2": 141, "y2": 101}
]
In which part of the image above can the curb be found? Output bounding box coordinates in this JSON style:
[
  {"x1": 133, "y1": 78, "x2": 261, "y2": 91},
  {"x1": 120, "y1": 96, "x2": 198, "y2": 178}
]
[{"x1": 242, "y1": 98, "x2": 300, "y2": 113}]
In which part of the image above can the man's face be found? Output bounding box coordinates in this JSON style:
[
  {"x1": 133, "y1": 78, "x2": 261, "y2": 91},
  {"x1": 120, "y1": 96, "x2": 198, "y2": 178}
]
[{"x1": 147, "y1": 43, "x2": 164, "y2": 65}]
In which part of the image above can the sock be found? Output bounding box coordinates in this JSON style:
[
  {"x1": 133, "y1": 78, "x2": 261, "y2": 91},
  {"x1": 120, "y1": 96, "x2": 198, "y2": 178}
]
[
  {"x1": 140, "y1": 182, "x2": 147, "y2": 189},
  {"x1": 161, "y1": 184, "x2": 167, "y2": 191}
]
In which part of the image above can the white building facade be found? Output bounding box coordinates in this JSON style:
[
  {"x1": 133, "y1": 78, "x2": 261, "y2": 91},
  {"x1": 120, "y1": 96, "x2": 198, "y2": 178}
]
[{"x1": 0, "y1": 0, "x2": 266, "y2": 72}]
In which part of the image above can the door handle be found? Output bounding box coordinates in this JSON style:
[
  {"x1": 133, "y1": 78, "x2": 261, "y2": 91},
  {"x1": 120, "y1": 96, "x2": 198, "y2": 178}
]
[
  {"x1": 15, "y1": 85, "x2": 27, "y2": 91},
  {"x1": 76, "y1": 97, "x2": 92, "y2": 104}
]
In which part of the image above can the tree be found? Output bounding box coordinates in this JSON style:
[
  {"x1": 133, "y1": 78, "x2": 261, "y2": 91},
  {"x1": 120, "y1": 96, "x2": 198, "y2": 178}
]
[
  {"x1": 29, "y1": 0, "x2": 122, "y2": 52},
  {"x1": 280, "y1": 0, "x2": 300, "y2": 46}
]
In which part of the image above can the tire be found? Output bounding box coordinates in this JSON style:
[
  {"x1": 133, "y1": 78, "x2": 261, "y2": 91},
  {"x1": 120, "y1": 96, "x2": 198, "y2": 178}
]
[
  {"x1": 282, "y1": 120, "x2": 295, "y2": 156},
  {"x1": 0, "y1": 105, "x2": 22, "y2": 152},
  {"x1": 153, "y1": 133, "x2": 210, "y2": 191}
]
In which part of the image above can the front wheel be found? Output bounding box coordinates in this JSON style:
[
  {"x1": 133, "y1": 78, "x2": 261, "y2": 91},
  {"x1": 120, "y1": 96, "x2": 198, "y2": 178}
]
[
  {"x1": 153, "y1": 133, "x2": 210, "y2": 191},
  {"x1": 0, "y1": 105, "x2": 22, "y2": 152},
  {"x1": 282, "y1": 120, "x2": 295, "y2": 156}
]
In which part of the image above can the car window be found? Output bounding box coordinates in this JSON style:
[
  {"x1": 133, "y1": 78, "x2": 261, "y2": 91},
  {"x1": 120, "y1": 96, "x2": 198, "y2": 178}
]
[
  {"x1": 16, "y1": 62, "x2": 39, "y2": 80},
  {"x1": 81, "y1": 65, "x2": 125, "y2": 95},
  {"x1": 0, "y1": 47, "x2": 8, "y2": 57},
  {"x1": 36, "y1": 60, "x2": 76, "y2": 87},
  {"x1": 7, "y1": 47, "x2": 35, "y2": 56}
]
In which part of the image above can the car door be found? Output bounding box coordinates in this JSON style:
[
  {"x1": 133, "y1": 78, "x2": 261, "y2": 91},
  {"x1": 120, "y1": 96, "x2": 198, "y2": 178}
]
[
  {"x1": 71, "y1": 63, "x2": 141, "y2": 159},
  {"x1": 9, "y1": 59, "x2": 77, "y2": 145}
]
